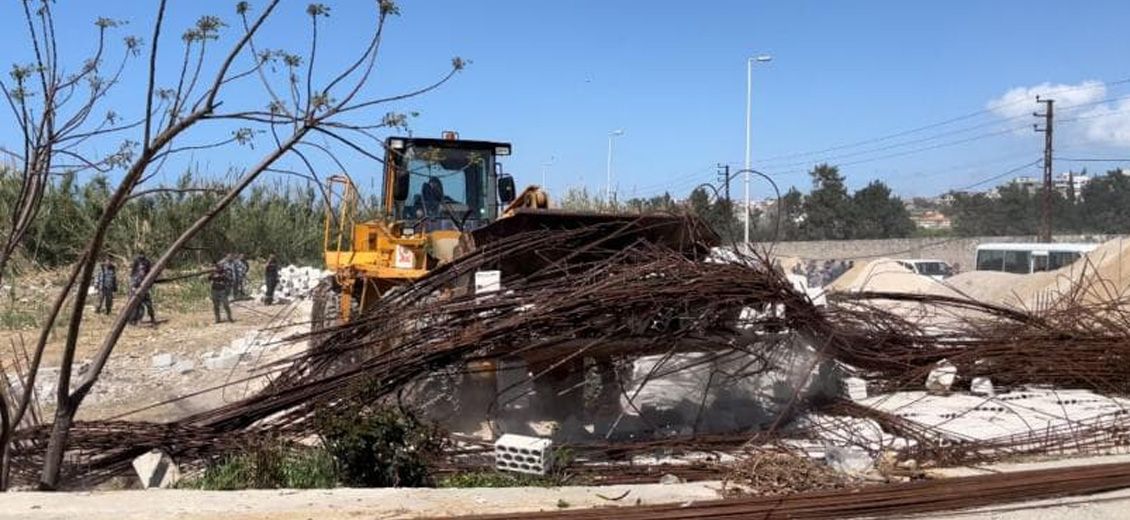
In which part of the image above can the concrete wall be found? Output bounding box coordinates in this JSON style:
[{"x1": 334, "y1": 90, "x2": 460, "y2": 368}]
[{"x1": 767, "y1": 234, "x2": 1122, "y2": 270}]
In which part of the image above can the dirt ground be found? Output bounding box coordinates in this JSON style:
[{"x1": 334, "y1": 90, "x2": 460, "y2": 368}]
[{"x1": 1, "y1": 288, "x2": 311, "y2": 422}]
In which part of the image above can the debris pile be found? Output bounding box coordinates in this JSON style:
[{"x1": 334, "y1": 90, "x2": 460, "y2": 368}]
[
  {"x1": 724, "y1": 447, "x2": 849, "y2": 496},
  {"x1": 10, "y1": 219, "x2": 1130, "y2": 514},
  {"x1": 253, "y1": 265, "x2": 332, "y2": 301}
]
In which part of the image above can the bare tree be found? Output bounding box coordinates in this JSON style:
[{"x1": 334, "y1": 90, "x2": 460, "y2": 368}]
[
  {"x1": 0, "y1": 0, "x2": 463, "y2": 489},
  {"x1": 0, "y1": 0, "x2": 144, "y2": 489}
]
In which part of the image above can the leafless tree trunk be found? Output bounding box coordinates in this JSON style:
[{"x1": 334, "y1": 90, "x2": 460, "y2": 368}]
[
  {"x1": 0, "y1": 0, "x2": 144, "y2": 489},
  {"x1": 0, "y1": 0, "x2": 464, "y2": 489},
  {"x1": 0, "y1": 381, "x2": 10, "y2": 490}
]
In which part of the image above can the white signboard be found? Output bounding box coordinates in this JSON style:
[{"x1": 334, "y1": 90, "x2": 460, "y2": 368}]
[
  {"x1": 475, "y1": 270, "x2": 501, "y2": 294},
  {"x1": 394, "y1": 245, "x2": 415, "y2": 269}
]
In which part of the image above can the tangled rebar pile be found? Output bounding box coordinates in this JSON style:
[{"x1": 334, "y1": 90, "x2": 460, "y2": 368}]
[{"x1": 10, "y1": 216, "x2": 1130, "y2": 498}]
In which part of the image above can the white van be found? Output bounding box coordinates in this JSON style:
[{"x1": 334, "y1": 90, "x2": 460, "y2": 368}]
[
  {"x1": 974, "y1": 243, "x2": 1096, "y2": 274},
  {"x1": 895, "y1": 259, "x2": 953, "y2": 281}
]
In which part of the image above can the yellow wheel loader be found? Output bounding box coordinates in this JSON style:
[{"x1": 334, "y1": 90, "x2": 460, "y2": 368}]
[{"x1": 312, "y1": 131, "x2": 712, "y2": 436}]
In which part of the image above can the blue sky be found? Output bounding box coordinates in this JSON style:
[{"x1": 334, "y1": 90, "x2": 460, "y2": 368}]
[{"x1": 2, "y1": 1, "x2": 1129, "y2": 201}]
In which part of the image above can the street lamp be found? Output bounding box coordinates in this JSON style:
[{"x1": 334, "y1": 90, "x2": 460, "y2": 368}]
[
  {"x1": 540, "y1": 156, "x2": 556, "y2": 188},
  {"x1": 606, "y1": 129, "x2": 625, "y2": 203},
  {"x1": 744, "y1": 54, "x2": 772, "y2": 245}
]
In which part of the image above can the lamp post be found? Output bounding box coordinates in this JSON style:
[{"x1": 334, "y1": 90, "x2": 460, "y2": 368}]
[
  {"x1": 606, "y1": 129, "x2": 625, "y2": 204},
  {"x1": 744, "y1": 54, "x2": 772, "y2": 244},
  {"x1": 540, "y1": 156, "x2": 555, "y2": 188}
]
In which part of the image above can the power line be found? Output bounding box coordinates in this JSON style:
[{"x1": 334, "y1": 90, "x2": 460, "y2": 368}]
[
  {"x1": 1056, "y1": 157, "x2": 1130, "y2": 162},
  {"x1": 1057, "y1": 107, "x2": 1130, "y2": 124},
  {"x1": 950, "y1": 159, "x2": 1042, "y2": 192},
  {"x1": 756, "y1": 77, "x2": 1130, "y2": 163},
  {"x1": 758, "y1": 94, "x2": 1130, "y2": 171},
  {"x1": 753, "y1": 102, "x2": 1130, "y2": 178},
  {"x1": 766, "y1": 126, "x2": 1026, "y2": 177},
  {"x1": 759, "y1": 120, "x2": 1031, "y2": 171}
]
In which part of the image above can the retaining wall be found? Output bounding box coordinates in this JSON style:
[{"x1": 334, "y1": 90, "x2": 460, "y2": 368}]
[{"x1": 766, "y1": 234, "x2": 1123, "y2": 270}]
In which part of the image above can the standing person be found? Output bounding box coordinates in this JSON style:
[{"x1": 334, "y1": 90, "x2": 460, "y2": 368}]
[
  {"x1": 235, "y1": 253, "x2": 250, "y2": 299},
  {"x1": 130, "y1": 250, "x2": 153, "y2": 281},
  {"x1": 129, "y1": 251, "x2": 156, "y2": 325},
  {"x1": 264, "y1": 254, "x2": 280, "y2": 305},
  {"x1": 209, "y1": 261, "x2": 233, "y2": 323},
  {"x1": 95, "y1": 257, "x2": 117, "y2": 314},
  {"x1": 219, "y1": 253, "x2": 235, "y2": 299}
]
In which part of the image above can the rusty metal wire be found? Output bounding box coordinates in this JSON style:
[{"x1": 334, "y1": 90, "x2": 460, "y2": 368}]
[
  {"x1": 463, "y1": 460, "x2": 1130, "y2": 519},
  {"x1": 10, "y1": 215, "x2": 1130, "y2": 498}
]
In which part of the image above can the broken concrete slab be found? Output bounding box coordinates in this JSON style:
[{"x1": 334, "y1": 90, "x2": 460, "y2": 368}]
[
  {"x1": 971, "y1": 377, "x2": 994, "y2": 396},
  {"x1": 925, "y1": 359, "x2": 957, "y2": 394},
  {"x1": 203, "y1": 354, "x2": 239, "y2": 370},
  {"x1": 151, "y1": 353, "x2": 174, "y2": 369},
  {"x1": 173, "y1": 360, "x2": 195, "y2": 375},
  {"x1": 841, "y1": 377, "x2": 868, "y2": 401},
  {"x1": 132, "y1": 450, "x2": 180, "y2": 489},
  {"x1": 825, "y1": 445, "x2": 874, "y2": 475}
]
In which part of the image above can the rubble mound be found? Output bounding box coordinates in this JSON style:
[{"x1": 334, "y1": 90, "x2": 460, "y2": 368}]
[
  {"x1": 825, "y1": 258, "x2": 960, "y2": 298},
  {"x1": 254, "y1": 265, "x2": 332, "y2": 301},
  {"x1": 726, "y1": 448, "x2": 851, "y2": 496},
  {"x1": 942, "y1": 270, "x2": 1024, "y2": 303}
]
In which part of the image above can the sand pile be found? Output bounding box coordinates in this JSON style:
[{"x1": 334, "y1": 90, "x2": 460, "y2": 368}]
[
  {"x1": 942, "y1": 238, "x2": 1130, "y2": 309},
  {"x1": 943, "y1": 270, "x2": 1026, "y2": 304},
  {"x1": 826, "y1": 258, "x2": 961, "y2": 298},
  {"x1": 1030, "y1": 237, "x2": 1130, "y2": 306}
]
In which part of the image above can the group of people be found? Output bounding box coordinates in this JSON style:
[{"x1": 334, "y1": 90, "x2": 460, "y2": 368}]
[
  {"x1": 791, "y1": 259, "x2": 854, "y2": 288},
  {"x1": 94, "y1": 251, "x2": 156, "y2": 325},
  {"x1": 93, "y1": 251, "x2": 283, "y2": 326},
  {"x1": 208, "y1": 253, "x2": 282, "y2": 323}
]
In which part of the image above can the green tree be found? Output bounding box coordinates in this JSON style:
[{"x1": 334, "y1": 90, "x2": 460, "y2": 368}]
[
  {"x1": 800, "y1": 164, "x2": 852, "y2": 240},
  {"x1": 1078, "y1": 169, "x2": 1130, "y2": 233},
  {"x1": 558, "y1": 186, "x2": 604, "y2": 212},
  {"x1": 623, "y1": 192, "x2": 676, "y2": 214},
  {"x1": 949, "y1": 184, "x2": 1041, "y2": 236},
  {"x1": 686, "y1": 187, "x2": 740, "y2": 241},
  {"x1": 751, "y1": 187, "x2": 803, "y2": 241},
  {"x1": 849, "y1": 180, "x2": 915, "y2": 239}
]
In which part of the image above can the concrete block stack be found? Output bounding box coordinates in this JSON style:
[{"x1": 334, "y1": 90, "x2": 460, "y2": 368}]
[
  {"x1": 494, "y1": 434, "x2": 554, "y2": 475},
  {"x1": 254, "y1": 265, "x2": 333, "y2": 302}
]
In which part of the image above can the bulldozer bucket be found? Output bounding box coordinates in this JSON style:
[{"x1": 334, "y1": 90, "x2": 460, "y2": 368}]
[{"x1": 468, "y1": 209, "x2": 719, "y2": 279}]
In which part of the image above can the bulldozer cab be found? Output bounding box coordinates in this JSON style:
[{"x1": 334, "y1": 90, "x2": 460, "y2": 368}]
[
  {"x1": 385, "y1": 134, "x2": 515, "y2": 233},
  {"x1": 320, "y1": 134, "x2": 515, "y2": 318}
]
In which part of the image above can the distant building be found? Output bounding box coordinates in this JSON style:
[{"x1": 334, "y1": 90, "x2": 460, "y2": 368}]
[
  {"x1": 1008, "y1": 171, "x2": 1090, "y2": 199},
  {"x1": 910, "y1": 210, "x2": 952, "y2": 230}
]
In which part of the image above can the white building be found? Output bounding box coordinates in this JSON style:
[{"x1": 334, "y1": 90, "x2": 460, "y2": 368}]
[{"x1": 1008, "y1": 171, "x2": 1090, "y2": 198}]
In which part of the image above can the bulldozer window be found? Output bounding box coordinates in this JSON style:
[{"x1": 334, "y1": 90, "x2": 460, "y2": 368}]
[{"x1": 399, "y1": 147, "x2": 493, "y2": 229}]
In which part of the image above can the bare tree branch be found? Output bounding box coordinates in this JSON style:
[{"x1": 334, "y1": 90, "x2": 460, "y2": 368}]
[
  {"x1": 335, "y1": 63, "x2": 461, "y2": 116},
  {"x1": 141, "y1": 0, "x2": 168, "y2": 151},
  {"x1": 237, "y1": 5, "x2": 291, "y2": 118},
  {"x1": 325, "y1": 2, "x2": 387, "y2": 110}
]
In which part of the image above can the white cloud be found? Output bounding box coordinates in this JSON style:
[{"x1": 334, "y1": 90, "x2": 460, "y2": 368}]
[{"x1": 987, "y1": 80, "x2": 1130, "y2": 147}]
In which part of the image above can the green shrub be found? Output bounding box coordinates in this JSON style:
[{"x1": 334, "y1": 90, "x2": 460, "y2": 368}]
[
  {"x1": 438, "y1": 448, "x2": 578, "y2": 488},
  {"x1": 180, "y1": 443, "x2": 338, "y2": 490},
  {"x1": 318, "y1": 404, "x2": 448, "y2": 488},
  {"x1": 438, "y1": 470, "x2": 562, "y2": 488}
]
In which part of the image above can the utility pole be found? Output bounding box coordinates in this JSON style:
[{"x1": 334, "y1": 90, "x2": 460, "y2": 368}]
[
  {"x1": 716, "y1": 163, "x2": 731, "y2": 201},
  {"x1": 1034, "y1": 97, "x2": 1054, "y2": 243}
]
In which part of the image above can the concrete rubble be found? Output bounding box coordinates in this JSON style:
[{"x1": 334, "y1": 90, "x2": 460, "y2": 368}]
[
  {"x1": 253, "y1": 265, "x2": 333, "y2": 302},
  {"x1": 13, "y1": 224, "x2": 1130, "y2": 520},
  {"x1": 151, "y1": 353, "x2": 175, "y2": 369},
  {"x1": 132, "y1": 450, "x2": 181, "y2": 489},
  {"x1": 199, "y1": 325, "x2": 306, "y2": 371}
]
